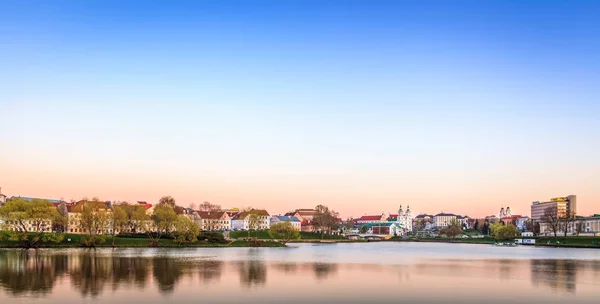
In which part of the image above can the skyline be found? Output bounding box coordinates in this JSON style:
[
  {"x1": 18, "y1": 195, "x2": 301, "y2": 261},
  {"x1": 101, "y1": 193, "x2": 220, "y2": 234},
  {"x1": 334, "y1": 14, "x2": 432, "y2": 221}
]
[{"x1": 2, "y1": 1, "x2": 600, "y2": 218}]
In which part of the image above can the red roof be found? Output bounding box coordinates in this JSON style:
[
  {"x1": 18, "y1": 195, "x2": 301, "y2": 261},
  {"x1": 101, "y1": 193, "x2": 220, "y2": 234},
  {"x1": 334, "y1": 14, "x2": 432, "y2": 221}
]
[
  {"x1": 359, "y1": 215, "x2": 383, "y2": 221},
  {"x1": 137, "y1": 201, "x2": 153, "y2": 209}
]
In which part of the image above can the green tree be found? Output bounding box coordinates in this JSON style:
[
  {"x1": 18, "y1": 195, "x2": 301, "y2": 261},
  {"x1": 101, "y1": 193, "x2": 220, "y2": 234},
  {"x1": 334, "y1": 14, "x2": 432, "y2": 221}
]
[
  {"x1": 77, "y1": 199, "x2": 110, "y2": 247},
  {"x1": 53, "y1": 203, "x2": 69, "y2": 233},
  {"x1": 490, "y1": 223, "x2": 520, "y2": 241},
  {"x1": 360, "y1": 225, "x2": 368, "y2": 234},
  {"x1": 247, "y1": 214, "x2": 260, "y2": 241},
  {"x1": 158, "y1": 196, "x2": 176, "y2": 209},
  {"x1": 110, "y1": 205, "x2": 128, "y2": 247},
  {"x1": 173, "y1": 215, "x2": 200, "y2": 245},
  {"x1": 269, "y1": 222, "x2": 300, "y2": 244},
  {"x1": 143, "y1": 204, "x2": 177, "y2": 246},
  {"x1": 123, "y1": 204, "x2": 147, "y2": 233},
  {"x1": 0, "y1": 198, "x2": 64, "y2": 249}
]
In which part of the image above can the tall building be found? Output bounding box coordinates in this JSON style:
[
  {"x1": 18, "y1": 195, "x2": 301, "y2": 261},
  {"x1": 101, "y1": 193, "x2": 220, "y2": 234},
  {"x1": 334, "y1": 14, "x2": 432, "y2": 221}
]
[{"x1": 531, "y1": 195, "x2": 577, "y2": 221}]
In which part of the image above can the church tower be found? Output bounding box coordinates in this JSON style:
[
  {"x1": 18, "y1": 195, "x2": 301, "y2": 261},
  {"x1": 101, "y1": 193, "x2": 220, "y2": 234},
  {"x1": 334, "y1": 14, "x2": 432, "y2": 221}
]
[
  {"x1": 398, "y1": 205, "x2": 404, "y2": 217},
  {"x1": 406, "y1": 205, "x2": 411, "y2": 218}
]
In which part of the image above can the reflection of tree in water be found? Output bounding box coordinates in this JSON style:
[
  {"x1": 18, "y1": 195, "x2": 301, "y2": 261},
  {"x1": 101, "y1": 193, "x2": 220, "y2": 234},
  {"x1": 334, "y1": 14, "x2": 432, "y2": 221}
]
[
  {"x1": 312, "y1": 263, "x2": 338, "y2": 280},
  {"x1": 197, "y1": 260, "x2": 223, "y2": 283},
  {"x1": 530, "y1": 259, "x2": 577, "y2": 294},
  {"x1": 0, "y1": 251, "x2": 68, "y2": 296},
  {"x1": 273, "y1": 263, "x2": 298, "y2": 274},
  {"x1": 110, "y1": 257, "x2": 150, "y2": 291},
  {"x1": 69, "y1": 250, "x2": 112, "y2": 297},
  {"x1": 152, "y1": 257, "x2": 184, "y2": 295},
  {"x1": 238, "y1": 260, "x2": 267, "y2": 288}
]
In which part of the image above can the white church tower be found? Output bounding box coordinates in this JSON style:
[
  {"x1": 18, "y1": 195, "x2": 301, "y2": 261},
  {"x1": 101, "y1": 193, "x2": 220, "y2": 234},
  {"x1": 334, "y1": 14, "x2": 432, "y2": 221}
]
[{"x1": 396, "y1": 204, "x2": 413, "y2": 235}]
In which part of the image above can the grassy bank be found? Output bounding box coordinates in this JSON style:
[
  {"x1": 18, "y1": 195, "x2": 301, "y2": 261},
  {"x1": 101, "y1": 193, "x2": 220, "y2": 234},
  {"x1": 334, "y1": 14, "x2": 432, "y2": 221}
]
[
  {"x1": 389, "y1": 235, "x2": 600, "y2": 248},
  {"x1": 229, "y1": 230, "x2": 346, "y2": 240},
  {"x1": 0, "y1": 233, "x2": 286, "y2": 248}
]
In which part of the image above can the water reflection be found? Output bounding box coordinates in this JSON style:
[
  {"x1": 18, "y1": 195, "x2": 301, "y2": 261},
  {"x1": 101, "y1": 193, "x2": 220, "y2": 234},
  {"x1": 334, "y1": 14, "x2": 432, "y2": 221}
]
[
  {"x1": 0, "y1": 248, "x2": 599, "y2": 303},
  {"x1": 531, "y1": 260, "x2": 577, "y2": 293}
]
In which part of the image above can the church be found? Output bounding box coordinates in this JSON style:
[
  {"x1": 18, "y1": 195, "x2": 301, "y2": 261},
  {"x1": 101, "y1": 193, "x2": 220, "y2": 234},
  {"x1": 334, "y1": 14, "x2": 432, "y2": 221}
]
[{"x1": 354, "y1": 205, "x2": 413, "y2": 236}]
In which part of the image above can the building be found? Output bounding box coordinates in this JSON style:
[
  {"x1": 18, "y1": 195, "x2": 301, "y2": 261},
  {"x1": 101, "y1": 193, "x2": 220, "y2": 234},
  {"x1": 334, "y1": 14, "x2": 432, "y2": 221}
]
[
  {"x1": 67, "y1": 200, "x2": 114, "y2": 235},
  {"x1": 433, "y1": 213, "x2": 457, "y2": 228},
  {"x1": 231, "y1": 209, "x2": 270, "y2": 230},
  {"x1": 413, "y1": 214, "x2": 433, "y2": 231},
  {"x1": 531, "y1": 195, "x2": 577, "y2": 221},
  {"x1": 456, "y1": 215, "x2": 471, "y2": 229},
  {"x1": 356, "y1": 214, "x2": 387, "y2": 224},
  {"x1": 539, "y1": 214, "x2": 600, "y2": 236},
  {"x1": 270, "y1": 215, "x2": 302, "y2": 230},
  {"x1": 581, "y1": 214, "x2": 600, "y2": 235},
  {"x1": 285, "y1": 209, "x2": 318, "y2": 232},
  {"x1": 353, "y1": 206, "x2": 413, "y2": 236},
  {"x1": 196, "y1": 211, "x2": 231, "y2": 231}
]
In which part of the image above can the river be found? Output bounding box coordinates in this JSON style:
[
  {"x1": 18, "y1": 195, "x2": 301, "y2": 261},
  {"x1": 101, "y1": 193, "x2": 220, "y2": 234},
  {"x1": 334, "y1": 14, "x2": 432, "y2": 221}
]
[{"x1": 1, "y1": 242, "x2": 599, "y2": 303}]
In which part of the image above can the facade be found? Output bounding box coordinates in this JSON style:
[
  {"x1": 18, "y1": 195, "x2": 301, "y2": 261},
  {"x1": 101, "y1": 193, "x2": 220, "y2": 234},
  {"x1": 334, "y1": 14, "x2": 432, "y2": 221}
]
[
  {"x1": 531, "y1": 195, "x2": 577, "y2": 221},
  {"x1": 270, "y1": 215, "x2": 301, "y2": 230},
  {"x1": 433, "y1": 213, "x2": 457, "y2": 228},
  {"x1": 285, "y1": 209, "x2": 317, "y2": 232},
  {"x1": 353, "y1": 206, "x2": 413, "y2": 236},
  {"x1": 231, "y1": 209, "x2": 270, "y2": 230},
  {"x1": 196, "y1": 211, "x2": 231, "y2": 231},
  {"x1": 456, "y1": 215, "x2": 471, "y2": 229},
  {"x1": 67, "y1": 200, "x2": 115, "y2": 235},
  {"x1": 539, "y1": 214, "x2": 600, "y2": 236}
]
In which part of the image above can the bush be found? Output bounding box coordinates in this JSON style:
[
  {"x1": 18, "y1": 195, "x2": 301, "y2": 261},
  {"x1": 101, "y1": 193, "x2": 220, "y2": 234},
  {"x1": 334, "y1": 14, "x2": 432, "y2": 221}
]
[{"x1": 198, "y1": 232, "x2": 227, "y2": 244}]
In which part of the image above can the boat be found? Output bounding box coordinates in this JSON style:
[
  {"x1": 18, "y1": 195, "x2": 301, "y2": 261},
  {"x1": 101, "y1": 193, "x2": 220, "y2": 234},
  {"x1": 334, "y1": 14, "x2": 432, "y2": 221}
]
[{"x1": 493, "y1": 242, "x2": 518, "y2": 247}]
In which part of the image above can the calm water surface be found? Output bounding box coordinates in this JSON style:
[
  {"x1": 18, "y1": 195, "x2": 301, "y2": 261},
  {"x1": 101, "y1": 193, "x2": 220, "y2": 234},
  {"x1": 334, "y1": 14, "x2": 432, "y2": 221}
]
[{"x1": 1, "y1": 242, "x2": 599, "y2": 304}]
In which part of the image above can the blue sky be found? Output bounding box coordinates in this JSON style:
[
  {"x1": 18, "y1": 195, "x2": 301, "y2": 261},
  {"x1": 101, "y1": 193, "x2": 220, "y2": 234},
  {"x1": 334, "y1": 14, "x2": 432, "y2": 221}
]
[{"x1": 1, "y1": 0, "x2": 599, "y2": 217}]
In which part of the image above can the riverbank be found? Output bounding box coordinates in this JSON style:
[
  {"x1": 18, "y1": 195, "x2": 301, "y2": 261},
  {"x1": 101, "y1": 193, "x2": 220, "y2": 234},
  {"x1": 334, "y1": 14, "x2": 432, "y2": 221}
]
[
  {"x1": 0, "y1": 233, "x2": 286, "y2": 248},
  {"x1": 387, "y1": 236, "x2": 600, "y2": 249}
]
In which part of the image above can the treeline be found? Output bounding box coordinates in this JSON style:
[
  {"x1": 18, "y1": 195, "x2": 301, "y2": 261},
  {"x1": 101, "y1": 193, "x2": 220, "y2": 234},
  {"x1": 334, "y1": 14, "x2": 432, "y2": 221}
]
[{"x1": 0, "y1": 196, "x2": 212, "y2": 248}]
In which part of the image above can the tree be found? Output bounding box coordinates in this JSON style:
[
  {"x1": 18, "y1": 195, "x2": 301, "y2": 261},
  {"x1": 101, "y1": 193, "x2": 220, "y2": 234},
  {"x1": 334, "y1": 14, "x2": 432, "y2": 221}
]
[
  {"x1": 360, "y1": 225, "x2": 368, "y2": 234},
  {"x1": 123, "y1": 204, "x2": 147, "y2": 233},
  {"x1": 78, "y1": 199, "x2": 110, "y2": 247},
  {"x1": 158, "y1": 196, "x2": 176, "y2": 209},
  {"x1": 440, "y1": 219, "x2": 462, "y2": 239},
  {"x1": 173, "y1": 215, "x2": 200, "y2": 245},
  {"x1": 541, "y1": 207, "x2": 560, "y2": 237},
  {"x1": 143, "y1": 205, "x2": 178, "y2": 246},
  {"x1": 414, "y1": 219, "x2": 426, "y2": 231},
  {"x1": 560, "y1": 212, "x2": 577, "y2": 237},
  {"x1": 53, "y1": 202, "x2": 69, "y2": 233},
  {"x1": 313, "y1": 205, "x2": 338, "y2": 239},
  {"x1": 110, "y1": 205, "x2": 128, "y2": 247},
  {"x1": 269, "y1": 222, "x2": 300, "y2": 244},
  {"x1": 490, "y1": 223, "x2": 520, "y2": 241},
  {"x1": 341, "y1": 219, "x2": 354, "y2": 235},
  {"x1": 574, "y1": 220, "x2": 584, "y2": 236},
  {"x1": 0, "y1": 198, "x2": 64, "y2": 249},
  {"x1": 247, "y1": 214, "x2": 260, "y2": 240},
  {"x1": 198, "y1": 201, "x2": 221, "y2": 212}
]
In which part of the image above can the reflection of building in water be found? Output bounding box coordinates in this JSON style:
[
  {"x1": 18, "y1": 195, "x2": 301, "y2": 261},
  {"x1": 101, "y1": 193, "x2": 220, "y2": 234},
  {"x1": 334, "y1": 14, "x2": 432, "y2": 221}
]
[{"x1": 530, "y1": 260, "x2": 577, "y2": 294}]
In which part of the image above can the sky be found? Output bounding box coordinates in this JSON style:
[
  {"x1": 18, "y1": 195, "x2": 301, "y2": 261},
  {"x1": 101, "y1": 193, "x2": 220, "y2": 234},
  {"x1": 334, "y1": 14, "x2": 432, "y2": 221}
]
[{"x1": 1, "y1": 0, "x2": 599, "y2": 218}]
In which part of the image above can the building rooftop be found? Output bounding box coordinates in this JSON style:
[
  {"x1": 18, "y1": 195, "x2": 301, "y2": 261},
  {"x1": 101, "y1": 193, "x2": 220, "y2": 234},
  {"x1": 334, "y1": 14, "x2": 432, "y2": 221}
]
[
  {"x1": 272, "y1": 215, "x2": 301, "y2": 222},
  {"x1": 358, "y1": 215, "x2": 384, "y2": 221},
  {"x1": 434, "y1": 213, "x2": 456, "y2": 217}
]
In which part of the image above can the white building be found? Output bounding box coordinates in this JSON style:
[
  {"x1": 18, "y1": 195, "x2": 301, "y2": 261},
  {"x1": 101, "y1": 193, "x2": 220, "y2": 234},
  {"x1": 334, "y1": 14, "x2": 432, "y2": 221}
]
[
  {"x1": 232, "y1": 209, "x2": 270, "y2": 230},
  {"x1": 433, "y1": 213, "x2": 457, "y2": 228},
  {"x1": 270, "y1": 215, "x2": 301, "y2": 231}
]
